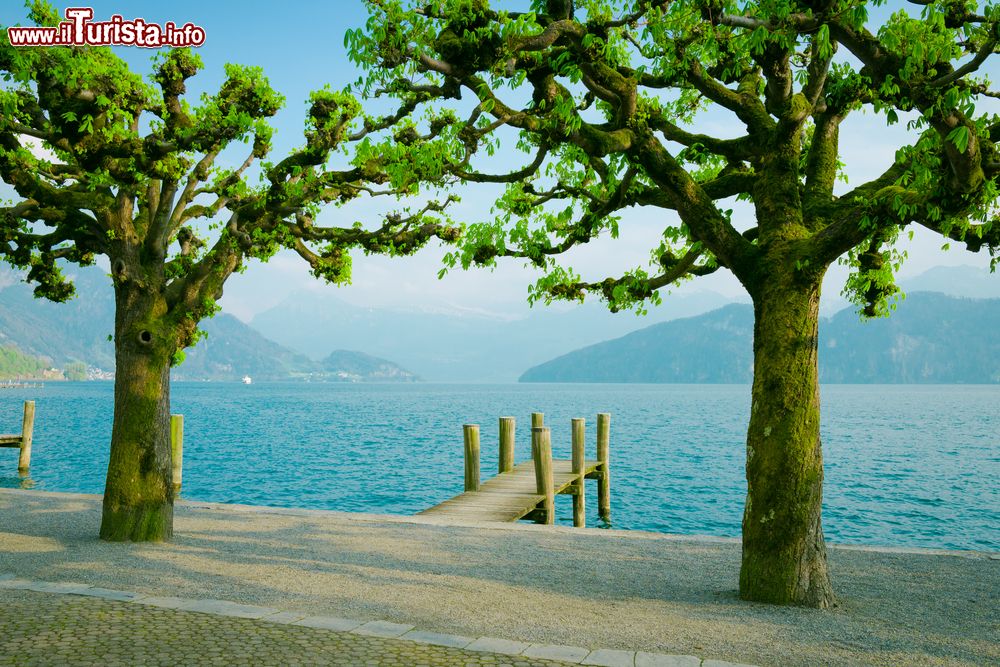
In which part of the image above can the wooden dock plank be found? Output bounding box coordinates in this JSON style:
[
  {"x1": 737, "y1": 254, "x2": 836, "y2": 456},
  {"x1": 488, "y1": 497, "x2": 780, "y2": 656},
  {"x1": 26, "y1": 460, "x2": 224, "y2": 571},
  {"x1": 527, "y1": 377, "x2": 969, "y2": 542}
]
[
  {"x1": 419, "y1": 457, "x2": 604, "y2": 524},
  {"x1": 427, "y1": 497, "x2": 543, "y2": 510},
  {"x1": 0, "y1": 435, "x2": 20, "y2": 448},
  {"x1": 418, "y1": 488, "x2": 543, "y2": 521}
]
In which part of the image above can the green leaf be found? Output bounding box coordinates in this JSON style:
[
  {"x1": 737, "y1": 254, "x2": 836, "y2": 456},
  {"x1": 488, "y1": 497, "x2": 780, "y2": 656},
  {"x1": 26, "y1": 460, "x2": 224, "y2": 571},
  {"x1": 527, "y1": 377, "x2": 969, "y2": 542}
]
[{"x1": 946, "y1": 125, "x2": 970, "y2": 153}]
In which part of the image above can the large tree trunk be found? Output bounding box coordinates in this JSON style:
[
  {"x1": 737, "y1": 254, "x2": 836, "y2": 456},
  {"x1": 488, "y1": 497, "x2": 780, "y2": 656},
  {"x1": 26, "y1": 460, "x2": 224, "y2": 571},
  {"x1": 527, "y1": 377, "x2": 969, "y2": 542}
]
[
  {"x1": 99, "y1": 277, "x2": 174, "y2": 542},
  {"x1": 739, "y1": 271, "x2": 835, "y2": 608}
]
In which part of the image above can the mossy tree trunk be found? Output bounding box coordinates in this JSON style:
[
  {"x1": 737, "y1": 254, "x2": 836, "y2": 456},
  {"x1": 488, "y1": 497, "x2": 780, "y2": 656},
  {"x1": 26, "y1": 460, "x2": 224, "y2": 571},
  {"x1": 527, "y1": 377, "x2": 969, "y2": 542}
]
[
  {"x1": 99, "y1": 259, "x2": 176, "y2": 542},
  {"x1": 739, "y1": 264, "x2": 835, "y2": 608},
  {"x1": 1, "y1": 40, "x2": 462, "y2": 544}
]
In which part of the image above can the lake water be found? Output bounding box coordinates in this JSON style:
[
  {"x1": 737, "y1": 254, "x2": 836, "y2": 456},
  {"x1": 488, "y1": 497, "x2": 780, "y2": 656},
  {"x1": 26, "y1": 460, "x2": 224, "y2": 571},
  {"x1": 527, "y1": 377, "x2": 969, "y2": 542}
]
[{"x1": 0, "y1": 382, "x2": 997, "y2": 551}]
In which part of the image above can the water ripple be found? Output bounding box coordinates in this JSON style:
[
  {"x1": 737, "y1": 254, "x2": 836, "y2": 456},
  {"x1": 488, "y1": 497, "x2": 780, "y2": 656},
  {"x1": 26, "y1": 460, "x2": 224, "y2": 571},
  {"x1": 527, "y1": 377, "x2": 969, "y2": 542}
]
[{"x1": 1, "y1": 382, "x2": 997, "y2": 551}]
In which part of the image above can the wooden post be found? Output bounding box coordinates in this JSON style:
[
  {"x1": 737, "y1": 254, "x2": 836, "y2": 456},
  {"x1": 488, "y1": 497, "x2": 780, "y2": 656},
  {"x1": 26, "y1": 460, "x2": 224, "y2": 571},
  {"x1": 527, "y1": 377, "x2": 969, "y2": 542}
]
[
  {"x1": 170, "y1": 414, "x2": 184, "y2": 494},
  {"x1": 571, "y1": 417, "x2": 585, "y2": 528},
  {"x1": 463, "y1": 424, "x2": 480, "y2": 492},
  {"x1": 597, "y1": 412, "x2": 610, "y2": 520},
  {"x1": 531, "y1": 426, "x2": 554, "y2": 524},
  {"x1": 17, "y1": 400, "x2": 34, "y2": 474},
  {"x1": 498, "y1": 417, "x2": 515, "y2": 474},
  {"x1": 531, "y1": 412, "x2": 544, "y2": 429}
]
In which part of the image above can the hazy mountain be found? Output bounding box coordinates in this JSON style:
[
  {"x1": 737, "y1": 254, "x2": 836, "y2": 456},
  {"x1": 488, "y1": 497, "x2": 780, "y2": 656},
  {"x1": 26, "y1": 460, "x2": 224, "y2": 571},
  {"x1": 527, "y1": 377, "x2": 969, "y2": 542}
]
[
  {"x1": 0, "y1": 265, "x2": 115, "y2": 369},
  {"x1": 176, "y1": 318, "x2": 416, "y2": 381},
  {"x1": 2, "y1": 262, "x2": 994, "y2": 383},
  {"x1": 0, "y1": 266, "x2": 415, "y2": 382},
  {"x1": 173, "y1": 314, "x2": 315, "y2": 381},
  {"x1": 820, "y1": 293, "x2": 1000, "y2": 383},
  {"x1": 321, "y1": 350, "x2": 419, "y2": 382},
  {"x1": 897, "y1": 265, "x2": 1000, "y2": 299},
  {"x1": 246, "y1": 264, "x2": 997, "y2": 382},
  {"x1": 520, "y1": 293, "x2": 1000, "y2": 384},
  {"x1": 249, "y1": 289, "x2": 737, "y2": 382},
  {"x1": 521, "y1": 304, "x2": 755, "y2": 383}
]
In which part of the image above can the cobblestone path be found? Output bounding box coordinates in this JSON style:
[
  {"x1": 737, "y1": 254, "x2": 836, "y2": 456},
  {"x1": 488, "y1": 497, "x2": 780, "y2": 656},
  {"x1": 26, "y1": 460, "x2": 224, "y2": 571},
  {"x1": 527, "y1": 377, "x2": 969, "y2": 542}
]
[{"x1": 0, "y1": 589, "x2": 572, "y2": 667}]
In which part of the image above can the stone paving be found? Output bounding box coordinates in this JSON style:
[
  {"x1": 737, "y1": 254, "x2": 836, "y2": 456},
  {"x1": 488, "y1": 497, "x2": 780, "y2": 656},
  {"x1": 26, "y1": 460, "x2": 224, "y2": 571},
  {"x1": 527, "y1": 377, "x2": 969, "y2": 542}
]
[
  {"x1": 0, "y1": 588, "x2": 574, "y2": 667},
  {"x1": 0, "y1": 577, "x2": 754, "y2": 667}
]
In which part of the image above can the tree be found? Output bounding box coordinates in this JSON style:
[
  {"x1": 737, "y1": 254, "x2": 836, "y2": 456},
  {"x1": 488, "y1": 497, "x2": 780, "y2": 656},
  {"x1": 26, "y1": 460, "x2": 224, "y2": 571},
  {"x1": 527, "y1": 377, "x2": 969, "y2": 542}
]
[
  {"x1": 0, "y1": 344, "x2": 46, "y2": 378},
  {"x1": 0, "y1": 2, "x2": 458, "y2": 541},
  {"x1": 351, "y1": 0, "x2": 1000, "y2": 606},
  {"x1": 64, "y1": 360, "x2": 87, "y2": 381}
]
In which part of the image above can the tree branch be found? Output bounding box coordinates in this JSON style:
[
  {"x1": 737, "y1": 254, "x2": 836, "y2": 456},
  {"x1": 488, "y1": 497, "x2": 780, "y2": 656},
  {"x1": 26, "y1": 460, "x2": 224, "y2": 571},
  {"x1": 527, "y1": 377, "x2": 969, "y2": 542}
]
[{"x1": 631, "y1": 134, "x2": 757, "y2": 278}]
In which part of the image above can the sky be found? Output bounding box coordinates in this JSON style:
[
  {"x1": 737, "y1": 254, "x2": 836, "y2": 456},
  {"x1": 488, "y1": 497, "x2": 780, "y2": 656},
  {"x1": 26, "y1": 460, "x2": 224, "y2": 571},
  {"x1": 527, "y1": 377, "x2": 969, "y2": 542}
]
[{"x1": 1, "y1": 0, "x2": 997, "y2": 322}]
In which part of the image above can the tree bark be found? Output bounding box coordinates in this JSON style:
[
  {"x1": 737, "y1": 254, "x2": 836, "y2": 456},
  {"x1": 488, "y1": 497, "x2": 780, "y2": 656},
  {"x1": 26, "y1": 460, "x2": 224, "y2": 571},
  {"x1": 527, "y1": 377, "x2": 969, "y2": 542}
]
[
  {"x1": 99, "y1": 276, "x2": 174, "y2": 542},
  {"x1": 739, "y1": 269, "x2": 835, "y2": 608}
]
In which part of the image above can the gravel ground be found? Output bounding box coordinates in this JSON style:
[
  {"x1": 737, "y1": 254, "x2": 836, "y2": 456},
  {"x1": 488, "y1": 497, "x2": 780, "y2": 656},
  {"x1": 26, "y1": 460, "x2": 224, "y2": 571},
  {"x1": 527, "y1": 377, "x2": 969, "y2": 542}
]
[{"x1": 0, "y1": 489, "x2": 996, "y2": 667}]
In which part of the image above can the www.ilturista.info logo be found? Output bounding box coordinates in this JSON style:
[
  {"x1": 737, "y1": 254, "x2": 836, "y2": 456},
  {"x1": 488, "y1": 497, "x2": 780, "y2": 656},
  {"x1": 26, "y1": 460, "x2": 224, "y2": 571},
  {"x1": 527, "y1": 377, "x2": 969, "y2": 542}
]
[{"x1": 7, "y1": 7, "x2": 205, "y2": 48}]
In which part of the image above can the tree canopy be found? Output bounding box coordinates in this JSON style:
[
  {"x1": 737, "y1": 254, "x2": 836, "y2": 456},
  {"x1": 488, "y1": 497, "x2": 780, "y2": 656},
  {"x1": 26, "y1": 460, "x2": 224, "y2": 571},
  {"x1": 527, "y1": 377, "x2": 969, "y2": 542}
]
[
  {"x1": 1, "y1": 2, "x2": 459, "y2": 344},
  {"x1": 348, "y1": 0, "x2": 1000, "y2": 607},
  {"x1": 0, "y1": 0, "x2": 460, "y2": 541},
  {"x1": 348, "y1": 0, "x2": 999, "y2": 314}
]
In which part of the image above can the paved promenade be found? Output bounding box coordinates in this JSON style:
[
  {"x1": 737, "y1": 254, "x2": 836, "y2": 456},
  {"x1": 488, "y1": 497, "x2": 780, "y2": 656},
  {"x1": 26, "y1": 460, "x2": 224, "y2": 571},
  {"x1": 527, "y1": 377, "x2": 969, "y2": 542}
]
[
  {"x1": 0, "y1": 580, "x2": 741, "y2": 667},
  {"x1": 1, "y1": 489, "x2": 996, "y2": 666}
]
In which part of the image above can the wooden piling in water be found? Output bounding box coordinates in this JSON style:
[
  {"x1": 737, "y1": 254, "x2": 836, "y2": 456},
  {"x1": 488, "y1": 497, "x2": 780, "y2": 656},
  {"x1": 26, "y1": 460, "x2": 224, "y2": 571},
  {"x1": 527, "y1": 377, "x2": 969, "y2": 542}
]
[
  {"x1": 170, "y1": 414, "x2": 184, "y2": 494},
  {"x1": 421, "y1": 410, "x2": 611, "y2": 528},
  {"x1": 463, "y1": 424, "x2": 480, "y2": 492},
  {"x1": 531, "y1": 426, "x2": 554, "y2": 524},
  {"x1": 17, "y1": 400, "x2": 34, "y2": 474},
  {"x1": 499, "y1": 417, "x2": 515, "y2": 474},
  {"x1": 597, "y1": 412, "x2": 610, "y2": 520},
  {"x1": 571, "y1": 417, "x2": 585, "y2": 528}
]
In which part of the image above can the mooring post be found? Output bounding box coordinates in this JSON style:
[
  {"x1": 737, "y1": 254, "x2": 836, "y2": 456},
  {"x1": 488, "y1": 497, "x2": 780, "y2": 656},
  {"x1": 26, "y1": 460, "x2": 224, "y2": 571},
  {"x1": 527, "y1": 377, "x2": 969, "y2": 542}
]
[
  {"x1": 571, "y1": 417, "x2": 586, "y2": 528},
  {"x1": 597, "y1": 412, "x2": 611, "y2": 520},
  {"x1": 531, "y1": 426, "x2": 554, "y2": 524},
  {"x1": 17, "y1": 400, "x2": 34, "y2": 474},
  {"x1": 463, "y1": 424, "x2": 481, "y2": 492},
  {"x1": 531, "y1": 412, "x2": 544, "y2": 429},
  {"x1": 170, "y1": 414, "x2": 184, "y2": 494},
  {"x1": 498, "y1": 417, "x2": 515, "y2": 474}
]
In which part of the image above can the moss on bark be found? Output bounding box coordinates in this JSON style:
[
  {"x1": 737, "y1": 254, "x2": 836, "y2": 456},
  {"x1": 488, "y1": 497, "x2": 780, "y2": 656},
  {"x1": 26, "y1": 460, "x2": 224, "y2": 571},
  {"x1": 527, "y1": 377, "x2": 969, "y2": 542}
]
[
  {"x1": 99, "y1": 277, "x2": 175, "y2": 542},
  {"x1": 739, "y1": 264, "x2": 835, "y2": 607}
]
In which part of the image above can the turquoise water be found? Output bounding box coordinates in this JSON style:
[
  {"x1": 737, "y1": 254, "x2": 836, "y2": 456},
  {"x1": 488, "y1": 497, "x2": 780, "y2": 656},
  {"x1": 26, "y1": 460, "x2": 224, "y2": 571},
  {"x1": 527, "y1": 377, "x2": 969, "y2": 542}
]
[{"x1": 1, "y1": 382, "x2": 997, "y2": 551}]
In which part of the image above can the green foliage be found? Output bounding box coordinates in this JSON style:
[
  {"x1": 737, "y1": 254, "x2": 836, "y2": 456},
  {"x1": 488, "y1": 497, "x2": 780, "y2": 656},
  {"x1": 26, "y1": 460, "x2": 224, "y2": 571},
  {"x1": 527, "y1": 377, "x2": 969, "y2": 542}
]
[
  {"x1": 346, "y1": 0, "x2": 1000, "y2": 609},
  {"x1": 1, "y1": 0, "x2": 460, "y2": 364},
  {"x1": 0, "y1": 344, "x2": 48, "y2": 379},
  {"x1": 947, "y1": 125, "x2": 970, "y2": 154},
  {"x1": 351, "y1": 0, "x2": 1000, "y2": 319},
  {"x1": 63, "y1": 360, "x2": 87, "y2": 381}
]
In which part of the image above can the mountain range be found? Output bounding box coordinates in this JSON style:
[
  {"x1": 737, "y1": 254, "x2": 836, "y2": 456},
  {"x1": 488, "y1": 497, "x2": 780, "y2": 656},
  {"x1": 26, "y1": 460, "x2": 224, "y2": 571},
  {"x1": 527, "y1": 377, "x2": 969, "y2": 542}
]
[
  {"x1": 520, "y1": 292, "x2": 1000, "y2": 383},
  {"x1": 0, "y1": 266, "x2": 415, "y2": 382},
  {"x1": 245, "y1": 264, "x2": 1000, "y2": 382},
  {"x1": 0, "y1": 263, "x2": 997, "y2": 383},
  {"x1": 247, "y1": 288, "x2": 733, "y2": 382}
]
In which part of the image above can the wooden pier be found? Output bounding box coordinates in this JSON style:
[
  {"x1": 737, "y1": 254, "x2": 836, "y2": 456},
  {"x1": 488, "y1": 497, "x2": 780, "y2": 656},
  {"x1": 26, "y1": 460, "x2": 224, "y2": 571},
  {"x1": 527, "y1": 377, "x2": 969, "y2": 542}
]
[
  {"x1": 1, "y1": 400, "x2": 35, "y2": 473},
  {"x1": 0, "y1": 405, "x2": 184, "y2": 486},
  {"x1": 0, "y1": 381, "x2": 43, "y2": 390},
  {"x1": 420, "y1": 412, "x2": 610, "y2": 527}
]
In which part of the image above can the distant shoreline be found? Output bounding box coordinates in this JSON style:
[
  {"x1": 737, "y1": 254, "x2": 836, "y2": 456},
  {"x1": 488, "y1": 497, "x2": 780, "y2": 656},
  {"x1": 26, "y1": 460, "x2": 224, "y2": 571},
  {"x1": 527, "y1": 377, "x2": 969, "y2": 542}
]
[{"x1": 9, "y1": 378, "x2": 1000, "y2": 385}]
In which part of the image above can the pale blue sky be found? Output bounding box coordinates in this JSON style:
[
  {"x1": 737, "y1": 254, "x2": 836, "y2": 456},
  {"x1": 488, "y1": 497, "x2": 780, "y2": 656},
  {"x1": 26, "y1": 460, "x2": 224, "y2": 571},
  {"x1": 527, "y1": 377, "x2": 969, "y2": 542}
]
[{"x1": 2, "y1": 1, "x2": 996, "y2": 321}]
